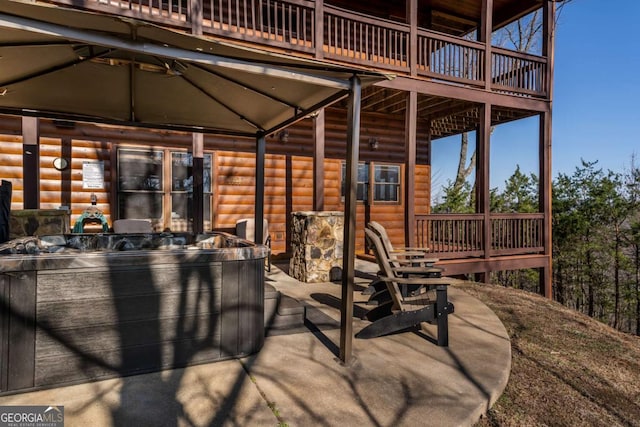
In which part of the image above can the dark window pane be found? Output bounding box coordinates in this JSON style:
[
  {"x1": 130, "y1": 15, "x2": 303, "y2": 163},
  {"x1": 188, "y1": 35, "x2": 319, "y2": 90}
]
[
  {"x1": 118, "y1": 193, "x2": 163, "y2": 219},
  {"x1": 171, "y1": 152, "x2": 212, "y2": 193},
  {"x1": 171, "y1": 194, "x2": 211, "y2": 231},
  {"x1": 374, "y1": 165, "x2": 400, "y2": 202},
  {"x1": 341, "y1": 162, "x2": 369, "y2": 201},
  {"x1": 118, "y1": 149, "x2": 163, "y2": 191}
]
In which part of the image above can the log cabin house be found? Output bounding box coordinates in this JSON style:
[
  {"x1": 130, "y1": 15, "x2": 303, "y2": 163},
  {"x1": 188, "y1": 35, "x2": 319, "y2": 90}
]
[{"x1": 0, "y1": 0, "x2": 556, "y2": 295}]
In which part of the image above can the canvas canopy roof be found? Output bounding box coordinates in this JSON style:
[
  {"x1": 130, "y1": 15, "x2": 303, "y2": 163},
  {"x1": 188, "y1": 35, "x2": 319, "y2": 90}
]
[
  {"x1": 0, "y1": 0, "x2": 390, "y2": 136},
  {"x1": 0, "y1": 0, "x2": 391, "y2": 363}
]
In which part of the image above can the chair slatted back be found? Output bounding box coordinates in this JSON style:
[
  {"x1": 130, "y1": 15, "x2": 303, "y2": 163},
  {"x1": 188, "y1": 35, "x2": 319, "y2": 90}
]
[{"x1": 364, "y1": 228, "x2": 405, "y2": 311}]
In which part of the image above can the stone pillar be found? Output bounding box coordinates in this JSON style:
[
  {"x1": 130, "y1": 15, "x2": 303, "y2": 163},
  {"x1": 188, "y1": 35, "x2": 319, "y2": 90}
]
[{"x1": 289, "y1": 211, "x2": 343, "y2": 283}]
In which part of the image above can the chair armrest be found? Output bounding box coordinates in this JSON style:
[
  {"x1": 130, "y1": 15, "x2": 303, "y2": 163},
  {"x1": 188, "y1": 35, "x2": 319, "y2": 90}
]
[
  {"x1": 391, "y1": 247, "x2": 430, "y2": 253},
  {"x1": 391, "y1": 266, "x2": 443, "y2": 275},
  {"x1": 378, "y1": 275, "x2": 451, "y2": 286},
  {"x1": 389, "y1": 250, "x2": 429, "y2": 257},
  {"x1": 389, "y1": 256, "x2": 440, "y2": 265}
]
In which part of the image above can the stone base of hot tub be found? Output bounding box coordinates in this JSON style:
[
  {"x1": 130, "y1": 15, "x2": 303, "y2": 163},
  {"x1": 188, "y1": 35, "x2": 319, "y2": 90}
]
[{"x1": 0, "y1": 232, "x2": 267, "y2": 395}]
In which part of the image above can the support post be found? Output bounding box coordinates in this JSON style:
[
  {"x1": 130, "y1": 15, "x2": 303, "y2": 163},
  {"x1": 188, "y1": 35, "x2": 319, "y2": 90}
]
[
  {"x1": 540, "y1": 111, "x2": 552, "y2": 298},
  {"x1": 315, "y1": 0, "x2": 324, "y2": 59},
  {"x1": 477, "y1": 104, "x2": 491, "y2": 264},
  {"x1": 192, "y1": 133, "x2": 204, "y2": 234},
  {"x1": 340, "y1": 76, "x2": 361, "y2": 364},
  {"x1": 540, "y1": 0, "x2": 554, "y2": 298},
  {"x1": 191, "y1": 0, "x2": 204, "y2": 234},
  {"x1": 255, "y1": 133, "x2": 266, "y2": 245},
  {"x1": 22, "y1": 117, "x2": 39, "y2": 209},
  {"x1": 543, "y1": 0, "x2": 556, "y2": 100},
  {"x1": 480, "y1": 0, "x2": 493, "y2": 90},
  {"x1": 404, "y1": 91, "x2": 417, "y2": 247},
  {"x1": 407, "y1": 0, "x2": 418, "y2": 76},
  {"x1": 190, "y1": 0, "x2": 203, "y2": 36},
  {"x1": 313, "y1": 109, "x2": 325, "y2": 211}
]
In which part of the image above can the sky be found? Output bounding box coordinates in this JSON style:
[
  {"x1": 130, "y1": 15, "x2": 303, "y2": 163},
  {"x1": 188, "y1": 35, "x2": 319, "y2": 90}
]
[
  {"x1": 553, "y1": 0, "x2": 640, "y2": 177},
  {"x1": 431, "y1": 0, "x2": 640, "y2": 200}
]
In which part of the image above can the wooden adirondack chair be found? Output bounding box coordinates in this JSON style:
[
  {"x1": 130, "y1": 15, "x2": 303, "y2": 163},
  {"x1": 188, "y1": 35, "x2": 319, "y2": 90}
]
[
  {"x1": 357, "y1": 228, "x2": 454, "y2": 346},
  {"x1": 367, "y1": 221, "x2": 437, "y2": 266},
  {"x1": 366, "y1": 221, "x2": 443, "y2": 299}
]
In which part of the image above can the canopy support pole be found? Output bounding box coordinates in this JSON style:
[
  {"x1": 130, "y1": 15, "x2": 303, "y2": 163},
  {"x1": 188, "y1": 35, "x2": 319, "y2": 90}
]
[
  {"x1": 340, "y1": 76, "x2": 361, "y2": 364},
  {"x1": 192, "y1": 133, "x2": 204, "y2": 234},
  {"x1": 313, "y1": 109, "x2": 325, "y2": 211},
  {"x1": 22, "y1": 117, "x2": 39, "y2": 209},
  {"x1": 254, "y1": 133, "x2": 266, "y2": 244}
]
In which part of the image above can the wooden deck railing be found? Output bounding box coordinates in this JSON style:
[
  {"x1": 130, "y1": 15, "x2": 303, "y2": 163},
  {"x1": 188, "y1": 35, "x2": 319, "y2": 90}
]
[
  {"x1": 415, "y1": 213, "x2": 544, "y2": 259},
  {"x1": 202, "y1": 0, "x2": 316, "y2": 51},
  {"x1": 416, "y1": 214, "x2": 484, "y2": 259},
  {"x1": 46, "y1": 0, "x2": 549, "y2": 97},
  {"x1": 491, "y1": 46, "x2": 547, "y2": 96},
  {"x1": 417, "y1": 30, "x2": 485, "y2": 86},
  {"x1": 323, "y1": 7, "x2": 409, "y2": 70}
]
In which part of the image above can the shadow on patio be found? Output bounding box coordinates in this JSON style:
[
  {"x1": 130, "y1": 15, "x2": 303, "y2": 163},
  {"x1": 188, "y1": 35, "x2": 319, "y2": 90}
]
[{"x1": 0, "y1": 259, "x2": 511, "y2": 427}]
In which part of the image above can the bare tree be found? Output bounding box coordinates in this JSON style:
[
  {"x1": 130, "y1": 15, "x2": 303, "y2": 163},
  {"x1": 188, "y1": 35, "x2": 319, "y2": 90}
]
[{"x1": 450, "y1": 2, "x2": 572, "y2": 201}]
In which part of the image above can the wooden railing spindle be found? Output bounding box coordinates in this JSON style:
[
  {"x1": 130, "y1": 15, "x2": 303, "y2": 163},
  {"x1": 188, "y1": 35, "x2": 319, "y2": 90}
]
[
  {"x1": 47, "y1": 1, "x2": 546, "y2": 94},
  {"x1": 414, "y1": 213, "x2": 544, "y2": 259}
]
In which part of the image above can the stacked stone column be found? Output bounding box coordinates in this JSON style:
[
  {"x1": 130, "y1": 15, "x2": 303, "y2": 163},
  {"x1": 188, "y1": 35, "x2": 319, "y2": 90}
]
[{"x1": 289, "y1": 211, "x2": 343, "y2": 283}]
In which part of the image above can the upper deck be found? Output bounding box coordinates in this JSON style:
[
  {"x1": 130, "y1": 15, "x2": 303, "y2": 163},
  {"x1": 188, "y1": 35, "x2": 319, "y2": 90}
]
[{"x1": 41, "y1": 0, "x2": 550, "y2": 100}]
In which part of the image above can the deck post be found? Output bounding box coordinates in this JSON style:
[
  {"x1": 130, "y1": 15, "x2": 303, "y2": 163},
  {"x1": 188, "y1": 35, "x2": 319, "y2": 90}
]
[
  {"x1": 481, "y1": 0, "x2": 493, "y2": 90},
  {"x1": 192, "y1": 133, "x2": 204, "y2": 234},
  {"x1": 255, "y1": 133, "x2": 266, "y2": 245},
  {"x1": 22, "y1": 117, "x2": 39, "y2": 209},
  {"x1": 407, "y1": 0, "x2": 418, "y2": 76},
  {"x1": 190, "y1": 0, "x2": 203, "y2": 35},
  {"x1": 314, "y1": 0, "x2": 324, "y2": 59},
  {"x1": 539, "y1": 0, "x2": 554, "y2": 298},
  {"x1": 477, "y1": 103, "x2": 492, "y2": 266},
  {"x1": 191, "y1": 0, "x2": 204, "y2": 234},
  {"x1": 340, "y1": 75, "x2": 361, "y2": 364},
  {"x1": 539, "y1": 112, "x2": 552, "y2": 297},
  {"x1": 543, "y1": 0, "x2": 556, "y2": 100},
  {"x1": 404, "y1": 91, "x2": 417, "y2": 247},
  {"x1": 313, "y1": 109, "x2": 325, "y2": 211}
]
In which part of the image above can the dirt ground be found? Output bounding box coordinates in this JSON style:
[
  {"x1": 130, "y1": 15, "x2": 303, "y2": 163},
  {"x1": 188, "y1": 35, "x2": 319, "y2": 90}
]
[{"x1": 457, "y1": 282, "x2": 640, "y2": 427}]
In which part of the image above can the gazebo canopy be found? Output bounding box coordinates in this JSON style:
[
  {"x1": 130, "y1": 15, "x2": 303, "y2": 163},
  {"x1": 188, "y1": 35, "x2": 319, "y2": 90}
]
[
  {"x1": 0, "y1": 0, "x2": 392, "y2": 364},
  {"x1": 0, "y1": 0, "x2": 389, "y2": 136}
]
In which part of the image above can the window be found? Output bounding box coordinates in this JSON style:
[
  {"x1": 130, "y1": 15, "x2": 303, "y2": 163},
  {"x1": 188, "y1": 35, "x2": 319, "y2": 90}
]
[
  {"x1": 341, "y1": 162, "x2": 401, "y2": 204},
  {"x1": 170, "y1": 152, "x2": 212, "y2": 227},
  {"x1": 117, "y1": 148, "x2": 213, "y2": 229},
  {"x1": 341, "y1": 163, "x2": 369, "y2": 202},
  {"x1": 118, "y1": 149, "x2": 164, "y2": 219},
  {"x1": 373, "y1": 164, "x2": 400, "y2": 202}
]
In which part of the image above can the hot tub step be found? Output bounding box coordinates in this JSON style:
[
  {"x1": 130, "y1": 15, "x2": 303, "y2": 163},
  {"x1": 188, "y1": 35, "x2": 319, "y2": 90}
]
[
  {"x1": 266, "y1": 294, "x2": 306, "y2": 331},
  {"x1": 264, "y1": 283, "x2": 281, "y2": 326}
]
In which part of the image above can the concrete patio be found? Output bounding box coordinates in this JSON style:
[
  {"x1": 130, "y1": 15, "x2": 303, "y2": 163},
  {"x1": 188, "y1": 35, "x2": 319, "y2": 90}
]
[{"x1": 0, "y1": 260, "x2": 511, "y2": 426}]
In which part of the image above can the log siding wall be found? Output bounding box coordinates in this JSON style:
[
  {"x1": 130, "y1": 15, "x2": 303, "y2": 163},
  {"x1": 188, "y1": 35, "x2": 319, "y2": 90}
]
[{"x1": 0, "y1": 108, "x2": 429, "y2": 254}]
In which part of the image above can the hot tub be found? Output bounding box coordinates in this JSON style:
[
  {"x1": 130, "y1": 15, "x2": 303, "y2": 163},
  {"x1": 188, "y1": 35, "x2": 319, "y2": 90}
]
[{"x1": 0, "y1": 232, "x2": 267, "y2": 394}]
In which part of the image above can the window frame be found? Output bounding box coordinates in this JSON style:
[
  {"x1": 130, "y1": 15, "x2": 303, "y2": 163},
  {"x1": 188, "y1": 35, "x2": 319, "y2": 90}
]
[
  {"x1": 169, "y1": 151, "x2": 213, "y2": 229},
  {"x1": 116, "y1": 147, "x2": 214, "y2": 230},
  {"x1": 372, "y1": 163, "x2": 401, "y2": 204},
  {"x1": 117, "y1": 147, "x2": 165, "y2": 220},
  {"x1": 341, "y1": 161, "x2": 402, "y2": 205}
]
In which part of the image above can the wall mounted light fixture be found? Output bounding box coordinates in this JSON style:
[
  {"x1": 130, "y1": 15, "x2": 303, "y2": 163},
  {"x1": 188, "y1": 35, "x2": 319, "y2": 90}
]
[
  {"x1": 369, "y1": 137, "x2": 379, "y2": 150},
  {"x1": 53, "y1": 157, "x2": 69, "y2": 171},
  {"x1": 279, "y1": 129, "x2": 289, "y2": 143}
]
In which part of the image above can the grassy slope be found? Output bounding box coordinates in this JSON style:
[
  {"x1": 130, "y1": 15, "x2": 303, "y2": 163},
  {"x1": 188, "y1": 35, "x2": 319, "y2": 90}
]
[{"x1": 455, "y1": 282, "x2": 640, "y2": 427}]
